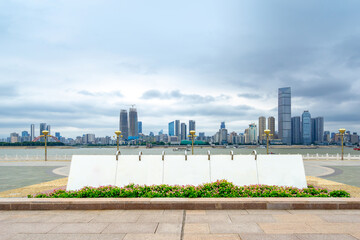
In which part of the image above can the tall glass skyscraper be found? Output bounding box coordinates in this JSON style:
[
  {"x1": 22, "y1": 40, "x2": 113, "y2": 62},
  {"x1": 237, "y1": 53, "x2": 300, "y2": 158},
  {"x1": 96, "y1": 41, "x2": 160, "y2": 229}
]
[
  {"x1": 291, "y1": 116, "x2": 301, "y2": 145},
  {"x1": 278, "y1": 87, "x2": 291, "y2": 145},
  {"x1": 175, "y1": 120, "x2": 180, "y2": 138},
  {"x1": 258, "y1": 116, "x2": 266, "y2": 143},
  {"x1": 168, "y1": 121, "x2": 174, "y2": 136},
  {"x1": 302, "y1": 111, "x2": 312, "y2": 145},
  {"x1": 119, "y1": 109, "x2": 129, "y2": 140},
  {"x1": 220, "y1": 122, "x2": 225, "y2": 129},
  {"x1": 181, "y1": 123, "x2": 187, "y2": 140},
  {"x1": 189, "y1": 120, "x2": 196, "y2": 133},
  {"x1": 268, "y1": 116, "x2": 275, "y2": 139},
  {"x1": 129, "y1": 107, "x2": 138, "y2": 138},
  {"x1": 138, "y1": 121, "x2": 142, "y2": 134},
  {"x1": 30, "y1": 124, "x2": 35, "y2": 141}
]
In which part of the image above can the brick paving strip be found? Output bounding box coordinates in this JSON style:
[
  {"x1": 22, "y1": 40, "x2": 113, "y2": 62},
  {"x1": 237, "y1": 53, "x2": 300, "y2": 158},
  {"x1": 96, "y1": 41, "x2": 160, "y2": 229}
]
[{"x1": 0, "y1": 209, "x2": 360, "y2": 240}]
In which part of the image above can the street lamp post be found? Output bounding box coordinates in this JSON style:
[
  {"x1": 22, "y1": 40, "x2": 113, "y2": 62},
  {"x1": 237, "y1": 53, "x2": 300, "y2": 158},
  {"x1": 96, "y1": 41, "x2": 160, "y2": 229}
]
[
  {"x1": 263, "y1": 129, "x2": 273, "y2": 155},
  {"x1": 115, "y1": 131, "x2": 122, "y2": 152},
  {"x1": 188, "y1": 130, "x2": 197, "y2": 155},
  {"x1": 339, "y1": 128, "x2": 346, "y2": 161},
  {"x1": 42, "y1": 130, "x2": 49, "y2": 161}
]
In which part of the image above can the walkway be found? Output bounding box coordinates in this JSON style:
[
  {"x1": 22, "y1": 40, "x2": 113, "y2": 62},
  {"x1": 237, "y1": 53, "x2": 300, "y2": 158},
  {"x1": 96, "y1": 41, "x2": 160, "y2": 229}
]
[{"x1": 0, "y1": 209, "x2": 360, "y2": 239}]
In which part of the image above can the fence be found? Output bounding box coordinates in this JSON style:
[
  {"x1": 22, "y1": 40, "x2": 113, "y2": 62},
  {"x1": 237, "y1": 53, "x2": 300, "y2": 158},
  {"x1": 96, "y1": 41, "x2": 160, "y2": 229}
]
[{"x1": 0, "y1": 153, "x2": 359, "y2": 161}]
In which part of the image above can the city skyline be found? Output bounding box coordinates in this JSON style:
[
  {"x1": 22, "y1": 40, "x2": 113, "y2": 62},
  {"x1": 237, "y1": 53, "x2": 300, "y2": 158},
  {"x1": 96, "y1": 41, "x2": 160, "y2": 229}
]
[{"x1": 1, "y1": 1, "x2": 360, "y2": 137}]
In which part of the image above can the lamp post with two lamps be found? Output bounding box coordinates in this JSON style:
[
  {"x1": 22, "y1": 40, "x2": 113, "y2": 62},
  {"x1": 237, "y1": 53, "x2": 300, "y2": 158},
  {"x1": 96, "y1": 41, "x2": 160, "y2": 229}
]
[
  {"x1": 263, "y1": 129, "x2": 273, "y2": 155},
  {"x1": 338, "y1": 128, "x2": 346, "y2": 161},
  {"x1": 188, "y1": 130, "x2": 197, "y2": 155}
]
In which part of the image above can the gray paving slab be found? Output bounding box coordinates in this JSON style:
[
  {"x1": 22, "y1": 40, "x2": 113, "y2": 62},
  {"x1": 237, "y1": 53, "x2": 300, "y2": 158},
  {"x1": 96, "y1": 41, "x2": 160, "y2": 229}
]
[
  {"x1": 102, "y1": 223, "x2": 158, "y2": 234},
  {"x1": 91, "y1": 214, "x2": 139, "y2": 223},
  {"x1": 0, "y1": 223, "x2": 60, "y2": 234},
  {"x1": 186, "y1": 215, "x2": 231, "y2": 223},
  {"x1": 123, "y1": 234, "x2": 180, "y2": 240},
  {"x1": 230, "y1": 214, "x2": 276, "y2": 223},
  {"x1": 156, "y1": 223, "x2": 182, "y2": 234},
  {"x1": 239, "y1": 233, "x2": 300, "y2": 240},
  {"x1": 209, "y1": 223, "x2": 264, "y2": 234},
  {"x1": 137, "y1": 214, "x2": 182, "y2": 223},
  {"x1": 318, "y1": 214, "x2": 360, "y2": 223},
  {"x1": 10, "y1": 233, "x2": 126, "y2": 240},
  {"x1": 296, "y1": 234, "x2": 358, "y2": 240},
  {"x1": 49, "y1": 223, "x2": 110, "y2": 234}
]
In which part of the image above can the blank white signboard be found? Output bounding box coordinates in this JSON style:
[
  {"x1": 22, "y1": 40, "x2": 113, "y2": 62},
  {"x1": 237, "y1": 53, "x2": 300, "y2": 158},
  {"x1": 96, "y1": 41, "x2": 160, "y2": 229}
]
[
  {"x1": 257, "y1": 155, "x2": 307, "y2": 189},
  {"x1": 210, "y1": 155, "x2": 258, "y2": 186},
  {"x1": 163, "y1": 155, "x2": 210, "y2": 185},
  {"x1": 67, "y1": 155, "x2": 117, "y2": 191},
  {"x1": 115, "y1": 155, "x2": 164, "y2": 186}
]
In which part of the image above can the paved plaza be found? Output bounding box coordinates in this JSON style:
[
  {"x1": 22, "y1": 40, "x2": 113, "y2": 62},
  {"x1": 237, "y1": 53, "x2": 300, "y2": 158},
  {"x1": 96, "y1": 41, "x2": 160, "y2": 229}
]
[{"x1": 0, "y1": 209, "x2": 359, "y2": 240}]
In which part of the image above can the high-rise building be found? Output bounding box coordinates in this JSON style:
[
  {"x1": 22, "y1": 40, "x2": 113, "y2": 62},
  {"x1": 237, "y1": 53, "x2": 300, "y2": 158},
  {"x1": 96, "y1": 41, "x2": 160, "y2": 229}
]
[
  {"x1": 258, "y1": 116, "x2": 266, "y2": 143},
  {"x1": 128, "y1": 107, "x2": 138, "y2": 138},
  {"x1": 302, "y1": 111, "x2": 312, "y2": 145},
  {"x1": 138, "y1": 121, "x2": 142, "y2": 134},
  {"x1": 278, "y1": 87, "x2": 291, "y2": 145},
  {"x1": 120, "y1": 109, "x2": 129, "y2": 140},
  {"x1": 220, "y1": 128, "x2": 228, "y2": 145},
  {"x1": 46, "y1": 125, "x2": 51, "y2": 135},
  {"x1": 40, "y1": 123, "x2": 47, "y2": 135},
  {"x1": 189, "y1": 120, "x2": 196, "y2": 133},
  {"x1": 311, "y1": 118, "x2": 316, "y2": 143},
  {"x1": 291, "y1": 116, "x2": 301, "y2": 145},
  {"x1": 268, "y1": 116, "x2": 275, "y2": 139},
  {"x1": 168, "y1": 121, "x2": 175, "y2": 136},
  {"x1": 220, "y1": 122, "x2": 225, "y2": 129},
  {"x1": 314, "y1": 117, "x2": 324, "y2": 143},
  {"x1": 249, "y1": 123, "x2": 257, "y2": 144},
  {"x1": 181, "y1": 123, "x2": 187, "y2": 140},
  {"x1": 30, "y1": 124, "x2": 35, "y2": 141},
  {"x1": 55, "y1": 132, "x2": 61, "y2": 140},
  {"x1": 175, "y1": 120, "x2": 180, "y2": 138}
]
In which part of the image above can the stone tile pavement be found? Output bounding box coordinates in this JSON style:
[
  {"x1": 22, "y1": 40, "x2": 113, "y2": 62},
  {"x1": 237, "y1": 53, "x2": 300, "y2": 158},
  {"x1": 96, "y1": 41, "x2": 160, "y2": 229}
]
[{"x1": 0, "y1": 209, "x2": 360, "y2": 239}]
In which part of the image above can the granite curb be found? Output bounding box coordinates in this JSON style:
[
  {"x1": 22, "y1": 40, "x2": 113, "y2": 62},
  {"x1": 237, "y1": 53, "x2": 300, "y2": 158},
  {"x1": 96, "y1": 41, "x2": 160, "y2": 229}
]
[{"x1": 0, "y1": 198, "x2": 359, "y2": 210}]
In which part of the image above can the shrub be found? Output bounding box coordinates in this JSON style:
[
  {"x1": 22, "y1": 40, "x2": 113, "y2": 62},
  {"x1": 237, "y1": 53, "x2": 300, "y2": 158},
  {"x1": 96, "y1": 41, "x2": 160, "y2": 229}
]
[{"x1": 28, "y1": 180, "x2": 351, "y2": 198}]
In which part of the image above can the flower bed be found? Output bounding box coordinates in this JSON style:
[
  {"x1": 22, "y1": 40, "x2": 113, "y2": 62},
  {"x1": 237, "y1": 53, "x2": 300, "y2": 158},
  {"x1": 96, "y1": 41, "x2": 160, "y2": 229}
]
[{"x1": 28, "y1": 180, "x2": 350, "y2": 198}]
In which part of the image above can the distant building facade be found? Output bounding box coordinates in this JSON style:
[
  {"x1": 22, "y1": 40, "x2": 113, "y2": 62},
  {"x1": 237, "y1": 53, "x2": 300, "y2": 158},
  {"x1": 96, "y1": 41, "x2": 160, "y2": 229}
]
[
  {"x1": 138, "y1": 121, "x2": 142, "y2": 134},
  {"x1": 302, "y1": 111, "x2": 312, "y2": 145},
  {"x1": 180, "y1": 123, "x2": 187, "y2": 140},
  {"x1": 258, "y1": 116, "x2": 266, "y2": 143},
  {"x1": 168, "y1": 121, "x2": 174, "y2": 136},
  {"x1": 268, "y1": 116, "x2": 275, "y2": 139},
  {"x1": 291, "y1": 116, "x2": 301, "y2": 144},
  {"x1": 189, "y1": 120, "x2": 196, "y2": 133},
  {"x1": 119, "y1": 110, "x2": 129, "y2": 140},
  {"x1": 278, "y1": 87, "x2": 291, "y2": 145},
  {"x1": 175, "y1": 120, "x2": 180, "y2": 138}
]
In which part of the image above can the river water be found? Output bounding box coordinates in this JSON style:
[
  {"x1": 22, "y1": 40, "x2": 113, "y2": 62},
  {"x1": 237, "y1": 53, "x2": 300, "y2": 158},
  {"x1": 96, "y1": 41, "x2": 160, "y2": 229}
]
[{"x1": 0, "y1": 146, "x2": 359, "y2": 158}]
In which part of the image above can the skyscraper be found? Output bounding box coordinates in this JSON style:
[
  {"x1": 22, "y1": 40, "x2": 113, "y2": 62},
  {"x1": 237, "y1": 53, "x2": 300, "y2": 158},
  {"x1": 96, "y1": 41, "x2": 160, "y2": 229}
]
[
  {"x1": 278, "y1": 87, "x2": 291, "y2": 145},
  {"x1": 314, "y1": 117, "x2": 324, "y2": 143},
  {"x1": 268, "y1": 116, "x2": 275, "y2": 139},
  {"x1": 311, "y1": 118, "x2": 316, "y2": 143},
  {"x1": 138, "y1": 121, "x2": 142, "y2": 134},
  {"x1": 258, "y1": 116, "x2": 266, "y2": 143},
  {"x1": 291, "y1": 116, "x2": 301, "y2": 145},
  {"x1": 46, "y1": 125, "x2": 51, "y2": 135},
  {"x1": 189, "y1": 120, "x2": 196, "y2": 133},
  {"x1": 249, "y1": 123, "x2": 257, "y2": 144},
  {"x1": 168, "y1": 121, "x2": 175, "y2": 136},
  {"x1": 129, "y1": 107, "x2": 138, "y2": 138},
  {"x1": 40, "y1": 123, "x2": 47, "y2": 135},
  {"x1": 30, "y1": 124, "x2": 35, "y2": 141},
  {"x1": 120, "y1": 109, "x2": 129, "y2": 140},
  {"x1": 220, "y1": 122, "x2": 225, "y2": 129},
  {"x1": 181, "y1": 123, "x2": 187, "y2": 140},
  {"x1": 302, "y1": 111, "x2": 312, "y2": 145},
  {"x1": 175, "y1": 120, "x2": 180, "y2": 138}
]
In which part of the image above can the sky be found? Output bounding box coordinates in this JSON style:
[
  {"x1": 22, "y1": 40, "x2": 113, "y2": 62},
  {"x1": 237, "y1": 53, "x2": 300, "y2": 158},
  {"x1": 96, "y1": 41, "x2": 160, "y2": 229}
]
[{"x1": 1, "y1": 0, "x2": 360, "y2": 138}]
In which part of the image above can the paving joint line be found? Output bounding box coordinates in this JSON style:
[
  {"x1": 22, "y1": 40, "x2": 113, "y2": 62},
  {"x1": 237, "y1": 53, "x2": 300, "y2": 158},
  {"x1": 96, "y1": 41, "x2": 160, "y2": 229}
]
[
  {"x1": 154, "y1": 222, "x2": 159, "y2": 234},
  {"x1": 180, "y1": 209, "x2": 186, "y2": 240}
]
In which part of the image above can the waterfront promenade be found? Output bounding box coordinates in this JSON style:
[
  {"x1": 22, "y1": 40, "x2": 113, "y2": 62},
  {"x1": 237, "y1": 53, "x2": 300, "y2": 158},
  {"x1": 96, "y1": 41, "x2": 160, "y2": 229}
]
[{"x1": 0, "y1": 209, "x2": 360, "y2": 239}]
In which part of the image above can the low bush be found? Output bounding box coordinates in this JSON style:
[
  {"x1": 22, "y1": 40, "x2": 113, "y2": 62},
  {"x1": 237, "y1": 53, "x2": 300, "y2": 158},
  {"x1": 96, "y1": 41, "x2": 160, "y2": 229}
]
[{"x1": 28, "y1": 180, "x2": 350, "y2": 198}]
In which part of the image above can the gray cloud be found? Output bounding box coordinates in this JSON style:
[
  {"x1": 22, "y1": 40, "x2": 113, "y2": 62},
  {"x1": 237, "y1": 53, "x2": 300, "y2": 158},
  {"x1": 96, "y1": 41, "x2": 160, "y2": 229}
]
[
  {"x1": 237, "y1": 93, "x2": 262, "y2": 99},
  {"x1": 78, "y1": 90, "x2": 122, "y2": 97}
]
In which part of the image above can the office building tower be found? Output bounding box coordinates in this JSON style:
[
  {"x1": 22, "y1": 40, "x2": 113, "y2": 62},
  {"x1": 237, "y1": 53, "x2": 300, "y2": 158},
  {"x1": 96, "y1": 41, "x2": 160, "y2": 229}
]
[
  {"x1": 220, "y1": 122, "x2": 225, "y2": 129},
  {"x1": 314, "y1": 117, "x2": 324, "y2": 143},
  {"x1": 311, "y1": 118, "x2": 316, "y2": 143},
  {"x1": 30, "y1": 124, "x2": 35, "y2": 141},
  {"x1": 181, "y1": 123, "x2": 187, "y2": 140},
  {"x1": 302, "y1": 111, "x2": 312, "y2": 145},
  {"x1": 46, "y1": 125, "x2": 51, "y2": 135},
  {"x1": 189, "y1": 120, "x2": 196, "y2": 133},
  {"x1": 258, "y1": 116, "x2": 266, "y2": 143},
  {"x1": 129, "y1": 107, "x2": 138, "y2": 138},
  {"x1": 291, "y1": 116, "x2": 301, "y2": 144},
  {"x1": 168, "y1": 121, "x2": 175, "y2": 136},
  {"x1": 55, "y1": 132, "x2": 61, "y2": 140},
  {"x1": 175, "y1": 120, "x2": 180, "y2": 138},
  {"x1": 138, "y1": 121, "x2": 142, "y2": 134},
  {"x1": 278, "y1": 87, "x2": 291, "y2": 145},
  {"x1": 324, "y1": 131, "x2": 330, "y2": 143},
  {"x1": 119, "y1": 110, "x2": 129, "y2": 140},
  {"x1": 220, "y1": 128, "x2": 228, "y2": 145},
  {"x1": 249, "y1": 123, "x2": 257, "y2": 144},
  {"x1": 10, "y1": 132, "x2": 20, "y2": 143},
  {"x1": 268, "y1": 116, "x2": 275, "y2": 139},
  {"x1": 40, "y1": 123, "x2": 47, "y2": 135}
]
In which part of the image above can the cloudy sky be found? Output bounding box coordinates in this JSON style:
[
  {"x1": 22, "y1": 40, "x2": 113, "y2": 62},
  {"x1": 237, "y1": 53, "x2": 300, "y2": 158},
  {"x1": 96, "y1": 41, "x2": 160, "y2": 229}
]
[{"x1": 1, "y1": 0, "x2": 360, "y2": 138}]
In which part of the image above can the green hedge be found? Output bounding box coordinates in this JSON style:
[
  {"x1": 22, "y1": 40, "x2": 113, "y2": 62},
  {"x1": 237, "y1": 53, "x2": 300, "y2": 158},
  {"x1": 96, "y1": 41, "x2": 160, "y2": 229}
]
[{"x1": 29, "y1": 180, "x2": 350, "y2": 198}]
